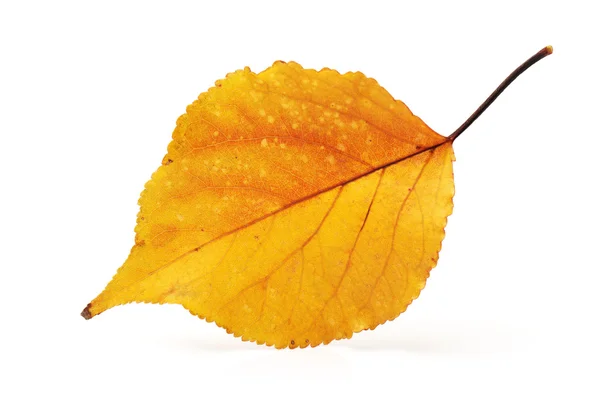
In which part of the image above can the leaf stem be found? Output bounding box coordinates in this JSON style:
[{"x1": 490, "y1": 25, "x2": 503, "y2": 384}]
[{"x1": 448, "y1": 45, "x2": 553, "y2": 142}]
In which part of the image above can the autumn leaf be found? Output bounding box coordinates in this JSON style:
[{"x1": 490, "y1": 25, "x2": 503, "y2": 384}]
[{"x1": 82, "y1": 46, "x2": 552, "y2": 348}]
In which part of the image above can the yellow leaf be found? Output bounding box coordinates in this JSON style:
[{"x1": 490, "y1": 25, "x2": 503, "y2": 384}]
[{"x1": 82, "y1": 46, "x2": 553, "y2": 348}]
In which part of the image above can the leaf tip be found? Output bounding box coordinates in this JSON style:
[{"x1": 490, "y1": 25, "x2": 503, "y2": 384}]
[{"x1": 81, "y1": 303, "x2": 93, "y2": 320}]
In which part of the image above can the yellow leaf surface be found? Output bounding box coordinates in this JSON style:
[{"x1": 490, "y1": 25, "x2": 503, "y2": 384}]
[{"x1": 83, "y1": 47, "x2": 552, "y2": 348}]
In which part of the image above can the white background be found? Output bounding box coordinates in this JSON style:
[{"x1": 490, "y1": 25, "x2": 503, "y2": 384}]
[{"x1": 1, "y1": 1, "x2": 598, "y2": 400}]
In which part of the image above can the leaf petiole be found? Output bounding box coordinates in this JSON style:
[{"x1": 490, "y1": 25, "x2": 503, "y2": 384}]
[{"x1": 448, "y1": 45, "x2": 553, "y2": 142}]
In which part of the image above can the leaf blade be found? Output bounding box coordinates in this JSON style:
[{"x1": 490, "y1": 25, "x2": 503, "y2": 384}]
[{"x1": 85, "y1": 62, "x2": 454, "y2": 348}]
